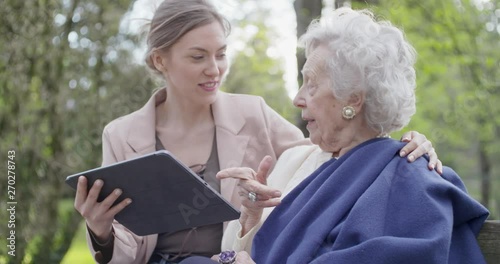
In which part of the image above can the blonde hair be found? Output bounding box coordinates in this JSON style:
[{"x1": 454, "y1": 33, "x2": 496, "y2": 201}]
[{"x1": 144, "y1": 0, "x2": 231, "y2": 75}]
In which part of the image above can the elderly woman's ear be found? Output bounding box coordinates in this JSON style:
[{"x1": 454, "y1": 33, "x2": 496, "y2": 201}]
[{"x1": 348, "y1": 92, "x2": 364, "y2": 107}]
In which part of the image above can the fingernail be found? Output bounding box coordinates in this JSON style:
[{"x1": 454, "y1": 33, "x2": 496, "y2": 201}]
[
  {"x1": 114, "y1": 189, "x2": 122, "y2": 195},
  {"x1": 274, "y1": 191, "x2": 281, "y2": 197},
  {"x1": 408, "y1": 155, "x2": 415, "y2": 162},
  {"x1": 403, "y1": 137, "x2": 410, "y2": 141},
  {"x1": 400, "y1": 151, "x2": 406, "y2": 157},
  {"x1": 126, "y1": 199, "x2": 132, "y2": 204},
  {"x1": 95, "y1": 180, "x2": 102, "y2": 186},
  {"x1": 79, "y1": 176, "x2": 85, "y2": 182}
]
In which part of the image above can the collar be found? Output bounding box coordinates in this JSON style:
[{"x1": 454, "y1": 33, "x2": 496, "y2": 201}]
[{"x1": 125, "y1": 88, "x2": 246, "y2": 154}]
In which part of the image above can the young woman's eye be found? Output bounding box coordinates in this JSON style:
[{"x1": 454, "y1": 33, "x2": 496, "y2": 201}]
[
  {"x1": 191, "y1": 55, "x2": 204, "y2": 60},
  {"x1": 217, "y1": 53, "x2": 226, "y2": 59}
]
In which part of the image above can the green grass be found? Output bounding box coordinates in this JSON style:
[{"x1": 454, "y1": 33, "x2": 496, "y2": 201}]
[{"x1": 61, "y1": 221, "x2": 94, "y2": 264}]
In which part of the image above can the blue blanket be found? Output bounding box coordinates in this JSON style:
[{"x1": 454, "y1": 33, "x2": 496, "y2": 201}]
[{"x1": 252, "y1": 138, "x2": 489, "y2": 264}]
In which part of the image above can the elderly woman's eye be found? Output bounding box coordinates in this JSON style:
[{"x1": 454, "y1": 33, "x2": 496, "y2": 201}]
[{"x1": 307, "y1": 82, "x2": 317, "y2": 92}]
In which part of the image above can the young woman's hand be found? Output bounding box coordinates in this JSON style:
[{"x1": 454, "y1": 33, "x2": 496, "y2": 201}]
[
  {"x1": 399, "y1": 130, "x2": 443, "y2": 174},
  {"x1": 74, "y1": 176, "x2": 131, "y2": 243}
]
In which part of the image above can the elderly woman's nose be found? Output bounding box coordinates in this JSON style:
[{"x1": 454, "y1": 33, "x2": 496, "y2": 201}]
[{"x1": 293, "y1": 88, "x2": 306, "y2": 108}]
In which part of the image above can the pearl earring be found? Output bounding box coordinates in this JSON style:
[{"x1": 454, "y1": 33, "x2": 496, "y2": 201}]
[{"x1": 342, "y1": 106, "x2": 356, "y2": 120}]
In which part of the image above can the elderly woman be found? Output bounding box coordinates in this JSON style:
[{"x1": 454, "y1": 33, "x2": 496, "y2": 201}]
[{"x1": 210, "y1": 7, "x2": 489, "y2": 264}]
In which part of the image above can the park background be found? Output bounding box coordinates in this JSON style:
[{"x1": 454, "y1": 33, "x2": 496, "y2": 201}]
[{"x1": 0, "y1": 0, "x2": 498, "y2": 263}]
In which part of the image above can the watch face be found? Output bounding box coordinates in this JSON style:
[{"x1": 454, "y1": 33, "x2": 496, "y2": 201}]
[{"x1": 219, "y1": 250, "x2": 236, "y2": 264}]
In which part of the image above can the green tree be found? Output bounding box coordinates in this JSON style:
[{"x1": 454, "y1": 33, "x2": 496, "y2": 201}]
[{"x1": 0, "y1": 0, "x2": 154, "y2": 262}]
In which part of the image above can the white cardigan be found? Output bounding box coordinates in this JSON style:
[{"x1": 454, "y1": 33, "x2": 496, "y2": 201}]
[{"x1": 220, "y1": 145, "x2": 333, "y2": 252}]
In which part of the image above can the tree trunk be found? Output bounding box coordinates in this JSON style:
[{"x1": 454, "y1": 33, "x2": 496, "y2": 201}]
[
  {"x1": 479, "y1": 141, "x2": 491, "y2": 208},
  {"x1": 293, "y1": 0, "x2": 323, "y2": 135}
]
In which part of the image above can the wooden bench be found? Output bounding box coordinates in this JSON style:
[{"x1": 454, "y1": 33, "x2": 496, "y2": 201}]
[{"x1": 478, "y1": 220, "x2": 500, "y2": 263}]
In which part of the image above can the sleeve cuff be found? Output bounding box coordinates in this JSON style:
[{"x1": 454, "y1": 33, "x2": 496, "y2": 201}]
[
  {"x1": 87, "y1": 225, "x2": 114, "y2": 263},
  {"x1": 234, "y1": 220, "x2": 263, "y2": 252}
]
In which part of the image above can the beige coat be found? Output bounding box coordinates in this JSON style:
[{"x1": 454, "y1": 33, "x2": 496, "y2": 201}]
[{"x1": 86, "y1": 88, "x2": 310, "y2": 263}]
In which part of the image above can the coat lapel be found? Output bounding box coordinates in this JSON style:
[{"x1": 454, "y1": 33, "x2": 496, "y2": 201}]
[
  {"x1": 212, "y1": 92, "x2": 250, "y2": 201},
  {"x1": 125, "y1": 89, "x2": 166, "y2": 158}
]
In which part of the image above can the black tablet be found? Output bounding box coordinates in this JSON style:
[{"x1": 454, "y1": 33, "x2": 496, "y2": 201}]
[{"x1": 65, "y1": 150, "x2": 240, "y2": 236}]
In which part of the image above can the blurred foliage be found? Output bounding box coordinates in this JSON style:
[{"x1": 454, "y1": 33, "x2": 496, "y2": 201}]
[
  {"x1": 0, "y1": 0, "x2": 154, "y2": 262},
  {"x1": 221, "y1": 2, "x2": 299, "y2": 122},
  {"x1": 60, "y1": 214, "x2": 95, "y2": 264},
  {"x1": 0, "y1": 0, "x2": 498, "y2": 262}
]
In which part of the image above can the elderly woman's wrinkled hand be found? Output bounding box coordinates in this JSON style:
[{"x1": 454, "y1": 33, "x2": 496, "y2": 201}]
[
  {"x1": 216, "y1": 156, "x2": 282, "y2": 207},
  {"x1": 216, "y1": 156, "x2": 281, "y2": 235}
]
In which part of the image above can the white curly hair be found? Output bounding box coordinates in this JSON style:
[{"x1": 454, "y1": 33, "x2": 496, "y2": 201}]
[{"x1": 299, "y1": 7, "x2": 417, "y2": 135}]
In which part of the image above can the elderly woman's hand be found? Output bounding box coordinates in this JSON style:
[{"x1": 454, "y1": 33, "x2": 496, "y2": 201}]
[
  {"x1": 216, "y1": 156, "x2": 281, "y2": 236},
  {"x1": 399, "y1": 131, "x2": 443, "y2": 174}
]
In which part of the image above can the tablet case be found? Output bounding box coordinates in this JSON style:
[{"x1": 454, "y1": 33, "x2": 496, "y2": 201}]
[{"x1": 65, "y1": 150, "x2": 240, "y2": 236}]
